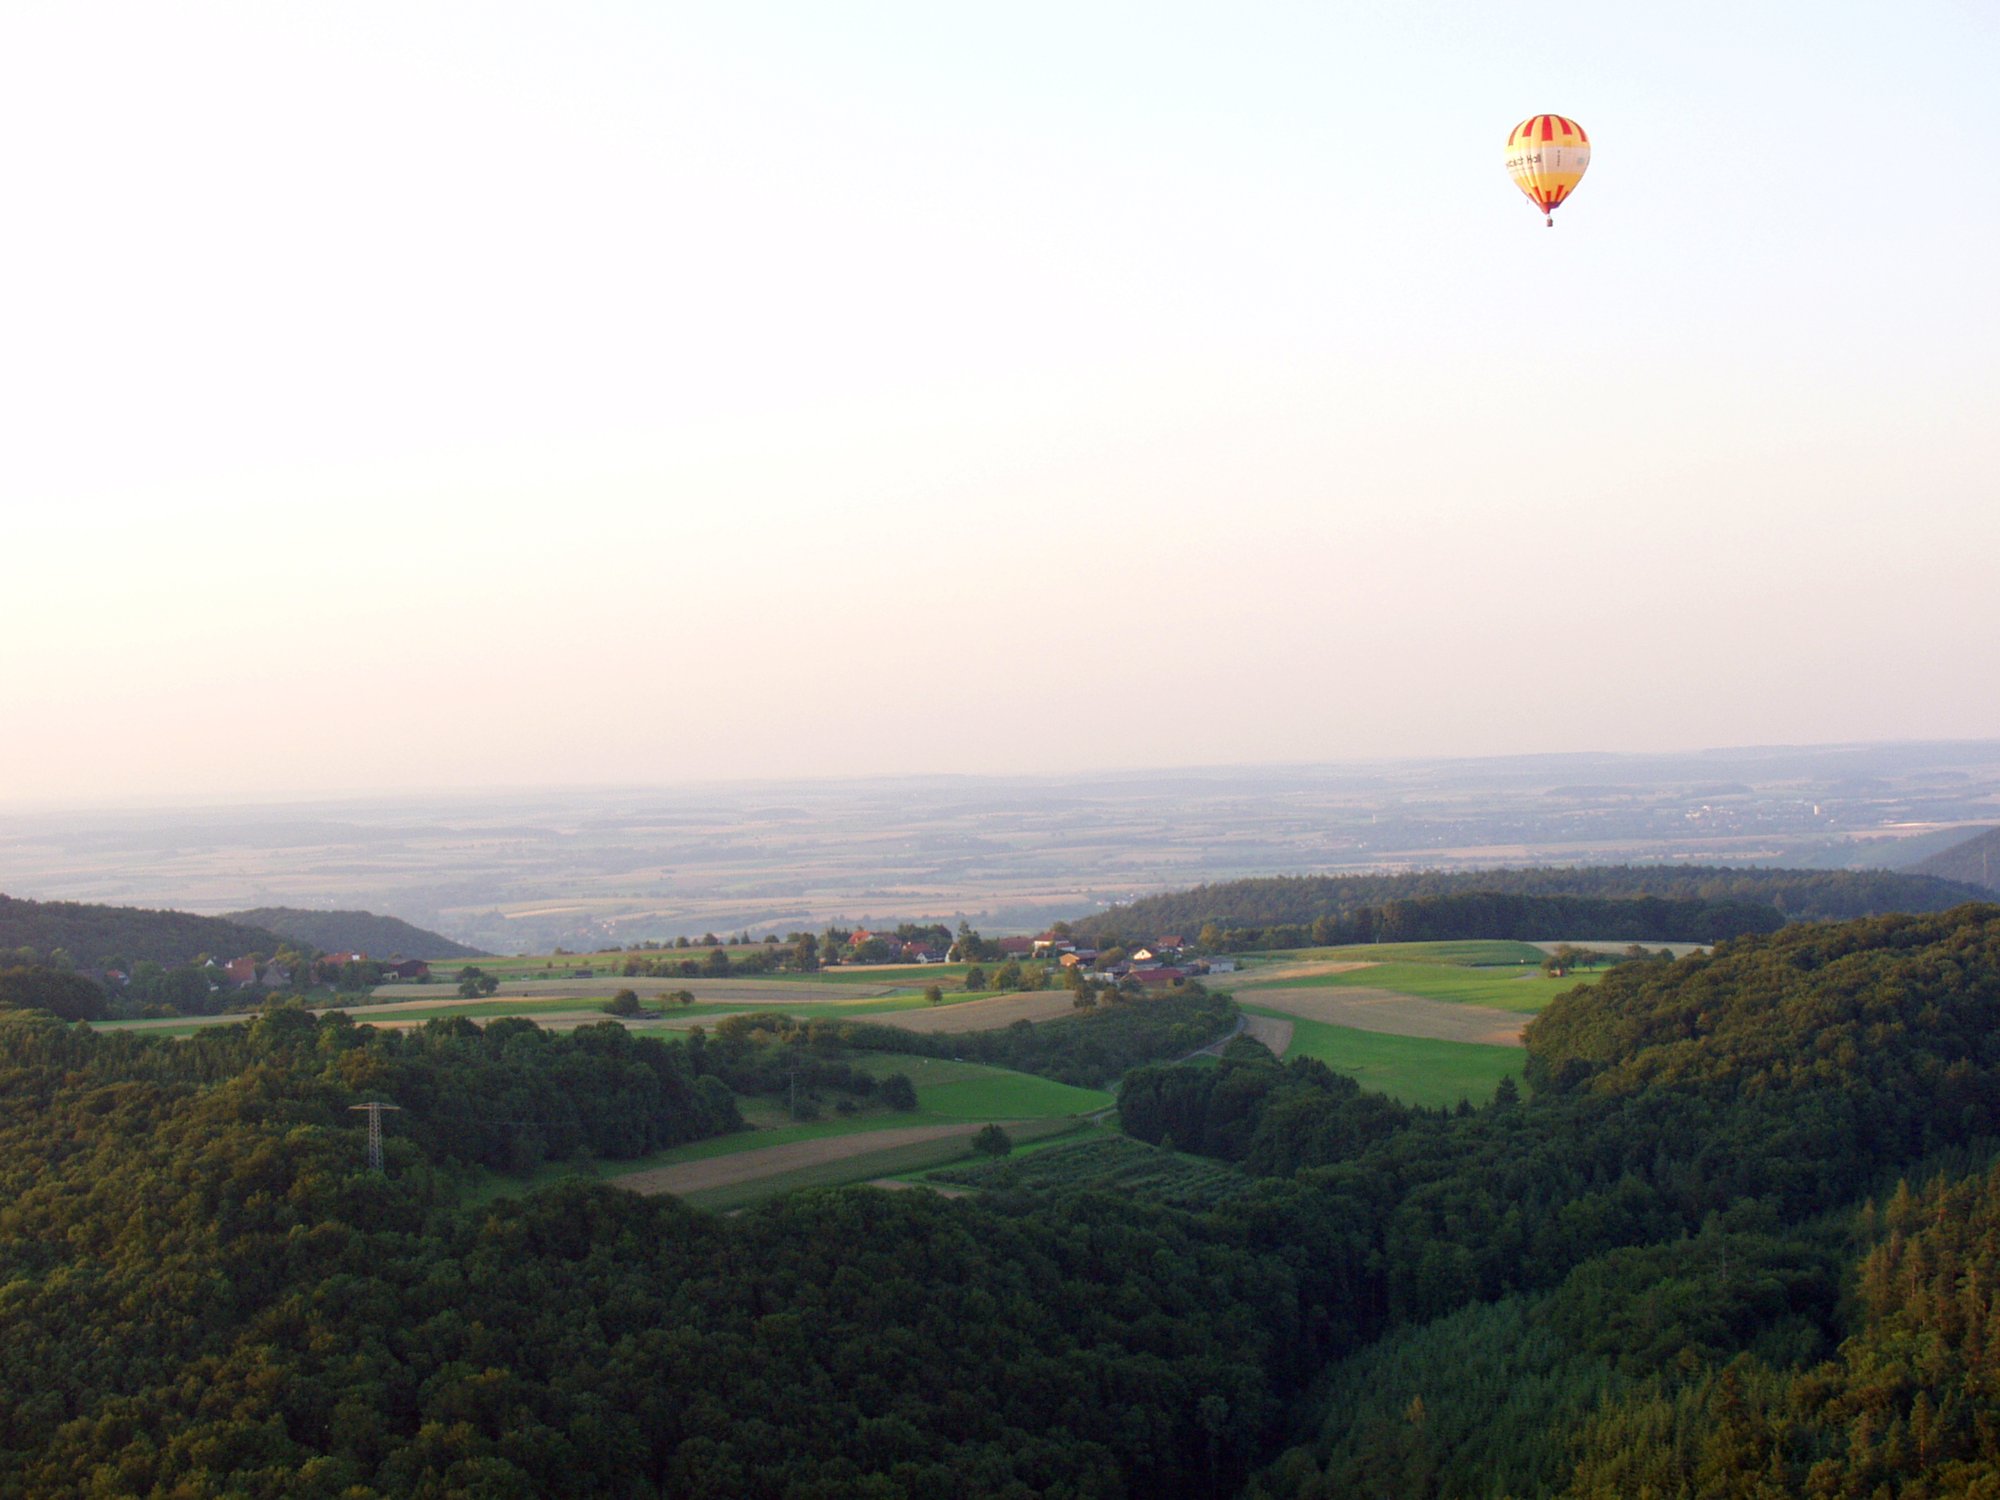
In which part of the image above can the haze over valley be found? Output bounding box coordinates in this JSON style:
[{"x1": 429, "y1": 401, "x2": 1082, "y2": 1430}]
[{"x1": 5, "y1": 739, "x2": 1996, "y2": 953}]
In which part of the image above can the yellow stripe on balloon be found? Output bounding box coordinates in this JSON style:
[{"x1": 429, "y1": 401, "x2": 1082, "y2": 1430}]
[{"x1": 1505, "y1": 114, "x2": 1590, "y2": 225}]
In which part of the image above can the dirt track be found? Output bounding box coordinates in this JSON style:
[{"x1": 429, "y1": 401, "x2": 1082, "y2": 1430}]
[
  {"x1": 863, "y1": 991, "x2": 1082, "y2": 1033},
  {"x1": 616, "y1": 1123, "x2": 988, "y2": 1197},
  {"x1": 1244, "y1": 986, "x2": 1525, "y2": 1046}
]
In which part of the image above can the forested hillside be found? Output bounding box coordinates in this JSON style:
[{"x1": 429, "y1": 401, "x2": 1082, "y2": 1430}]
[
  {"x1": 0, "y1": 1007, "x2": 1309, "y2": 1495},
  {"x1": 1906, "y1": 824, "x2": 2000, "y2": 893},
  {"x1": 1074, "y1": 864, "x2": 1979, "y2": 943},
  {"x1": 0, "y1": 892, "x2": 283, "y2": 968},
  {"x1": 10, "y1": 905, "x2": 2000, "y2": 1495},
  {"x1": 227, "y1": 905, "x2": 484, "y2": 960},
  {"x1": 1560, "y1": 1161, "x2": 2000, "y2": 1495}
]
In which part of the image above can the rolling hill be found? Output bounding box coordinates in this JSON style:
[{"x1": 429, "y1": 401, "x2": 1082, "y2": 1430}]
[
  {"x1": 1904, "y1": 826, "x2": 2000, "y2": 894},
  {"x1": 1073, "y1": 863, "x2": 1986, "y2": 943},
  {"x1": 0, "y1": 893, "x2": 283, "y2": 969},
  {"x1": 224, "y1": 906, "x2": 484, "y2": 960}
]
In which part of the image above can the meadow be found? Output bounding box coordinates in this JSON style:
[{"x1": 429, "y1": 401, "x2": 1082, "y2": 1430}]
[
  {"x1": 466, "y1": 1049, "x2": 1112, "y2": 1209},
  {"x1": 1232, "y1": 959, "x2": 1599, "y2": 1013},
  {"x1": 1241, "y1": 939, "x2": 1551, "y2": 967},
  {"x1": 1238, "y1": 1004, "x2": 1526, "y2": 1108}
]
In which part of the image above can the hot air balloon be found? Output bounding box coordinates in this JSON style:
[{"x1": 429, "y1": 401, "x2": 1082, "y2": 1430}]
[{"x1": 1505, "y1": 114, "x2": 1590, "y2": 226}]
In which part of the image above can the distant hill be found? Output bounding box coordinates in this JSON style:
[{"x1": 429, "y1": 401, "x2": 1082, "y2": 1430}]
[
  {"x1": 1073, "y1": 864, "x2": 1988, "y2": 944},
  {"x1": 0, "y1": 893, "x2": 283, "y2": 969},
  {"x1": 1906, "y1": 828, "x2": 2000, "y2": 894},
  {"x1": 225, "y1": 907, "x2": 484, "y2": 960}
]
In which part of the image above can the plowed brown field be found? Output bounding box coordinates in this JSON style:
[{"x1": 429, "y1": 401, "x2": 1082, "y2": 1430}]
[{"x1": 1241, "y1": 1013, "x2": 1295, "y2": 1056}]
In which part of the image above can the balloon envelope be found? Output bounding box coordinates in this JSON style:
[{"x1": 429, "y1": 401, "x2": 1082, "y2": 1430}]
[{"x1": 1505, "y1": 115, "x2": 1590, "y2": 225}]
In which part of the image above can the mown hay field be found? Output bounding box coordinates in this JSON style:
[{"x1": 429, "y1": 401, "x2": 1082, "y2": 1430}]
[{"x1": 1240, "y1": 1004, "x2": 1525, "y2": 1108}]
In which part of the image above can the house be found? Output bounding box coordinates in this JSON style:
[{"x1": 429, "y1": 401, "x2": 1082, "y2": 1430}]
[
  {"x1": 901, "y1": 943, "x2": 942, "y2": 964},
  {"x1": 385, "y1": 959, "x2": 430, "y2": 980},
  {"x1": 1133, "y1": 966, "x2": 1187, "y2": 987},
  {"x1": 321, "y1": 951, "x2": 369, "y2": 967},
  {"x1": 1031, "y1": 932, "x2": 1077, "y2": 955},
  {"x1": 1202, "y1": 956, "x2": 1238, "y2": 974},
  {"x1": 1131, "y1": 948, "x2": 1156, "y2": 963},
  {"x1": 1155, "y1": 935, "x2": 1186, "y2": 955},
  {"x1": 262, "y1": 964, "x2": 293, "y2": 988},
  {"x1": 995, "y1": 936, "x2": 1036, "y2": 957},
  {"x1": 223, "y1": 956, "x2": 260, "y2": 987}
]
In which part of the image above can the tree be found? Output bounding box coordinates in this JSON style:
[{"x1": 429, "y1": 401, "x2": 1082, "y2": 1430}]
[
  {"x1": 972, "y1": 1124, "x2": 1013, "y2": 1157},
  {"x1": 963, "y1": 966, "x2": 988, "y2": 993},
  {"x1": 923, "y1": 985, "x2": 943, "y2": 1006},
  {"x1": 880, "y1": 1073, "x2": 919, "y2": 1111},
  {"x1": 0, "y1": 965, "x2": 107, "y2": 1021},
  {"x1": 702, "y1": 948, "x2": 731, "y2": 977},
  {"x1": 604, "y1": 989, "x2": 641, "y2": 1017},
  {"x1": 992, "y1": 960, "x2": 1024, "y2": 991}
]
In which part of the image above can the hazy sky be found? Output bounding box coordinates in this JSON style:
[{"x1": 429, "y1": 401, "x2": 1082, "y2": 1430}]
[{"x1": 3, "y1": 1, "x2": 1995, "y2": 805}]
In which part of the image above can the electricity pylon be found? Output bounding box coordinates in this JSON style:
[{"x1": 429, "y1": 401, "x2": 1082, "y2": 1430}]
[{"x1": 348, "y1": 1101, "x2": 402, "y2": 1171}]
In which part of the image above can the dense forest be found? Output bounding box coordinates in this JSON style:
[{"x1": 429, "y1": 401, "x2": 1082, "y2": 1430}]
[
  {"x1": 9, "y1": 905, "x2": 2000, "y2": 1494},
  {"x1": 834, "y1": 988, "x2": 1236, "y2": 1086},
  {"x1": 0, "y1": 892, "x2": 285, "y2": 969},
  {"x1": 1073, "y1": 864, "x2": 1981, "y2": 943},
  {"x1": 226, "y1": 906, "x2": 484, "y2": 960},
  {"x1": 1180, "y1": 891, "x2": 1784, "y2": 952}
]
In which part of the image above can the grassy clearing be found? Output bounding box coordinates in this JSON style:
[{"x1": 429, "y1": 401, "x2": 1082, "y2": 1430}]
[
  {"x1": 1243, "y1": 1004, "x2": 1524, "y2": 1108},
  {"x1": 678, "y1": 1118, "x2": 1079, "y2": 1212},
  {"x1": 1234, "y1": 961, "x2": 1595, "y2": 1014},
  {"x1": 846, "y1": 1053, "x2": 1113, "y2": 1119},
  {"x1": 465, "y1": 1051, "x2": 1107, "y2": 1207}
]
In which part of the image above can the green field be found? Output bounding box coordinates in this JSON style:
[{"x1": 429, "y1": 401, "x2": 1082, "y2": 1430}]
[
  {"x1": 677, "y1": 1118, "x2": 1082, "y2": 1212},
  {"x1": 1234, "y1": 960, "x2": 1596, "y2": 1013},
  {"x1": 1245, "y1": 1004, "x2": 1524, "y2": 1107},
  {"x1": 846, "y1": 1053, "x2": 1112, "y2": 1119},
  {"x1": 466, "y1": 1051, "x2": 1111, "y2": 1207}
]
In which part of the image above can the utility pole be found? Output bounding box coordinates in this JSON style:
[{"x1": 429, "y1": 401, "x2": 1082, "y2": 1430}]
[{"x1": 348, "y1": 1101, "x2": 402, "y2": 1172}]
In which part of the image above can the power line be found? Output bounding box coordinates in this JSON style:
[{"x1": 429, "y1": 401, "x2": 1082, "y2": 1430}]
[{"x1": 347, "y1": 1101, "x2": 402, "y2": 1171}]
